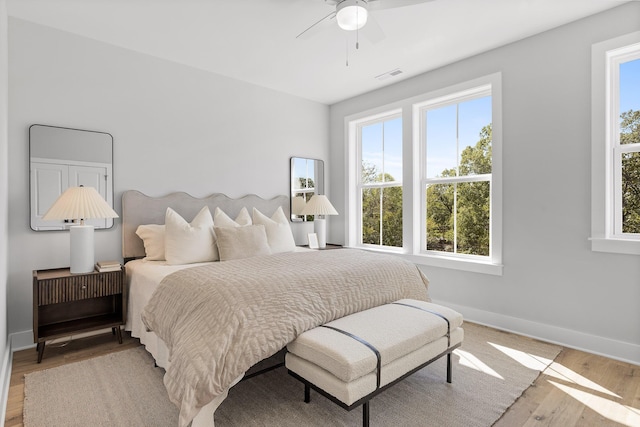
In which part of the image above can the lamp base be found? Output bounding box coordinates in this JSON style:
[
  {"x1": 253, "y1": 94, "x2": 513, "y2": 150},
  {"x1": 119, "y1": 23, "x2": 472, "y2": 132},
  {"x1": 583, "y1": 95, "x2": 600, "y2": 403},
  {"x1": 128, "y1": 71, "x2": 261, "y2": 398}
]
[
  {"x1": 314, "y1": 218, "x2": 327, "y2": 249},
  {"x1": 70, "y1": 225, "x2": 95, "y2": 274}
]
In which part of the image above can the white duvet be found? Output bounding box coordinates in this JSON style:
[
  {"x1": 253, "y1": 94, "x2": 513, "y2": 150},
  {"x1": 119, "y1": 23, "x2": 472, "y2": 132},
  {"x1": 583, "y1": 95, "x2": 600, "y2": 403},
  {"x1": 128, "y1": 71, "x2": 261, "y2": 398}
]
[{"x1": 138, "y1": 249, "x2": 431, "y2": 426}]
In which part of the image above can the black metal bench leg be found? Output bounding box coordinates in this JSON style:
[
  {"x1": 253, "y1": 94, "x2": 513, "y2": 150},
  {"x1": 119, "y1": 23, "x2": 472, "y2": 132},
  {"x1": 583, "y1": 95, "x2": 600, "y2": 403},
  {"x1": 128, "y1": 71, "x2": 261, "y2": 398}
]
[
  {"x1": 363, "y1": 402, "x2": 370, "y2": 427},
  {"x1": 36, "y1": 342, "x2": 45, "y2": 363},
  {"x1": 304, "y1": 383, "x2": 311, "y2": 403},
  {"x1": 447, "y1": 352, "x2": 452, "y2": 383}
]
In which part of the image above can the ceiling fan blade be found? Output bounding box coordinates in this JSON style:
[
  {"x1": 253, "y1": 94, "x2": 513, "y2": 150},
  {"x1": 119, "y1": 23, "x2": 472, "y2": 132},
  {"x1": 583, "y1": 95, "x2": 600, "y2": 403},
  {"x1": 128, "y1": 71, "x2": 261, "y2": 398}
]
[
  {"x1": 296, "y1": 11, "x2": 337, "y2": 39},
  {"x1": 367, "y1": 0, "x2": 435, "y2": 10},
  {"x1": 361, "y1": 14, "x2": 386, "y2": 44}
]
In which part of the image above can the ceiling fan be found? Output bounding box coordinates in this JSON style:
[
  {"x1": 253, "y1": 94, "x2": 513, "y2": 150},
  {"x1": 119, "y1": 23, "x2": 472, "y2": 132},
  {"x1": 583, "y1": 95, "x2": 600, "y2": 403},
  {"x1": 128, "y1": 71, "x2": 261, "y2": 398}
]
[{"x1": 296, "y1": 0, "x2": 434, "y2": 43}]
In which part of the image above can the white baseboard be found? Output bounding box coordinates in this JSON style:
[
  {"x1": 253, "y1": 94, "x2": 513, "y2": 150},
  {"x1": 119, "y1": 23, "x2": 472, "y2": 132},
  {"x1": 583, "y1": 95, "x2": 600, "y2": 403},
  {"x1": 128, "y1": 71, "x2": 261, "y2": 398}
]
[
  {"x1": 0, "y1": 336, "x2": 13, "y2": 426},
  {"x1": 432, "y1": 299, "x2": 640, "y2": 366},
  {"x1": 10, "y1": 329, "x2": 35, "y2": 352},
  {"x1": 11, "y1": 327, "x2": 119, "y2": 354}
]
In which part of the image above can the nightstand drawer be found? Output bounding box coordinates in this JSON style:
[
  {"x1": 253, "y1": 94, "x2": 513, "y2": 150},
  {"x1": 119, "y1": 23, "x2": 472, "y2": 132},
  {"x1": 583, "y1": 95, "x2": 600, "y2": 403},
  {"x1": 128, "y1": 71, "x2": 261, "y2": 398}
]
[{"x1": 36, "y1": 271, "x2": 123, "y2": 306}]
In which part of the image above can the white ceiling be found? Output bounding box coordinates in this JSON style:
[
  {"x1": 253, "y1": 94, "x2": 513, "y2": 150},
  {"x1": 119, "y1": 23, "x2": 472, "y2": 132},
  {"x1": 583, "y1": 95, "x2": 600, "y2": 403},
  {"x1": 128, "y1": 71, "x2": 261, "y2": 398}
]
[{"x1": 6, "y1": 0, "x2": 630, "y2": 104}]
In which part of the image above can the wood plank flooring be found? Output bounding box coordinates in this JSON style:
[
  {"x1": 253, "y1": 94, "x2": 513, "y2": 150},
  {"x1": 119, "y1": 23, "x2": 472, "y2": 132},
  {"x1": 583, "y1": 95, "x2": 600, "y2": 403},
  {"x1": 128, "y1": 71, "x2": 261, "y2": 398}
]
[
  {"x1": 5, "y1": 329, "x2": 639, "y2": 427},
  {"x1": 495, "y1": 347, "x2": 639, "y2": 426}
]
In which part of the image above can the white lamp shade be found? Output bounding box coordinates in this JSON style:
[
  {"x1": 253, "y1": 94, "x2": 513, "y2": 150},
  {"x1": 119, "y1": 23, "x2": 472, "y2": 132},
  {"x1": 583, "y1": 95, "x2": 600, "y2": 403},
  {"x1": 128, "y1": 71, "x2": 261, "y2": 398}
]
[
  {"x1": 300, "y1": 195, "x2": 338, "y2": 216},
  {"x1": 42, "y1": 186, "x2": 118, "y2": 274},
  {"x1": 43, "y1": 186, "x2": 118, "y2": 222},
  {"x1": 292, "y1": 196, "x2": 307, "y2": 215},
  {"x1": 336, "y1": 0, "x2": 368, "y2": 31}
]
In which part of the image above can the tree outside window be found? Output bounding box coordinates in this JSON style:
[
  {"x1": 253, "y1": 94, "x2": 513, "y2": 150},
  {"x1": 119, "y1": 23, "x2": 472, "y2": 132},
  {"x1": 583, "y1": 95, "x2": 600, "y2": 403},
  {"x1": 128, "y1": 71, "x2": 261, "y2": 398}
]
[
  {"x1": 423, "y1": 93, "x2": 492, "y2": 257},
  {"x1": 618, "y1": 58, "x2": 640, "y2": 234},
  {"x1": 359, "y1": 116, "x2": 403, "y2": 247}
]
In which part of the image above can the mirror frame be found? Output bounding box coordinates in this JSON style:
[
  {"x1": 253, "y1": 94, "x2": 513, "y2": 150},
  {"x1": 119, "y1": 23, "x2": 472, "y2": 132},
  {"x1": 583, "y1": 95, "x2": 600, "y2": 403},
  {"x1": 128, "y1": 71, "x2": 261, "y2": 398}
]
[
  {"x1": 29, "y1": 124, "x2": 115, "y2": 231},
  {"x1": 290, "y1": 157, "x2": 324, "y2": 222}
]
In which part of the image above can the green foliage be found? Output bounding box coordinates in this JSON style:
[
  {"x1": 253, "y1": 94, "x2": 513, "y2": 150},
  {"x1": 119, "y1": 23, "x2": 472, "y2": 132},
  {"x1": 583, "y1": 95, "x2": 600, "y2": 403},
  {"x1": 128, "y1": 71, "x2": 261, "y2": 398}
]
[
  {"x1": 621, "y1": 110, "x2": 640, "y2": 233},
  {"x1": 459, "y1": 125, "x2": 492, "y2": 175},
  {"x1": 361, "y1": 109, "x2": 640, "y2": 249},
  {"x1": 621, "y1": 110, "x2": 640, "y2": 145},
  {"x1": 425, "y1": 183, "x2": 454, "y2": 252},
  {"x1": 362, "y1": 124, "x2": 493, "y2": 253},
  {"x1": 362, "y1": 187, "x2": 380, "y2": 245},
  {"x1": 426, "y1": 124, "x2": 492, "y2": 256},
  {"x1": 297, "y1": 177, "x2": 315, "y2": 190},
  {"x1": 361, "y1": 163, "x2": 403, "y2": 247},
  {"x1": 381, "y1": 185, "x2": 403, "y2": 247}
]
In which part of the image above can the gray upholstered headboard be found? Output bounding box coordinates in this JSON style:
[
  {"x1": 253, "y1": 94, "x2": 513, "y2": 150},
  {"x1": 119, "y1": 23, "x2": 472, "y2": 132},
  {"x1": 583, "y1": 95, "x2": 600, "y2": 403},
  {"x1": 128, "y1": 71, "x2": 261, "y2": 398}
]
[{"x1": 122, "y1": 190, "x2": 290, "y2": 261}]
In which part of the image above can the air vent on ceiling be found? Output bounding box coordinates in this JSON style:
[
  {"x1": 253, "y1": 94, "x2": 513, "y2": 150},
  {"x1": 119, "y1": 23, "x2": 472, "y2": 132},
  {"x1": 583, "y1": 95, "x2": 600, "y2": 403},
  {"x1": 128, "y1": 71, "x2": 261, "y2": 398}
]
[{"x1": 375, "y1": 68, "x2": 403, "y2": 81}]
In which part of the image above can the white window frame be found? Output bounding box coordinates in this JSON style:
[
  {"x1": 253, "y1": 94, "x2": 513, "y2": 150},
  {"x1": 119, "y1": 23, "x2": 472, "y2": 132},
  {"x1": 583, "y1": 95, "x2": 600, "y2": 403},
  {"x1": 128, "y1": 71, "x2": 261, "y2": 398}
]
[
  {"x1": 353, "y1": 109, "x2": 404, "y2": 251},
  {"x1": 346, "y1": 73, "x2": 503, "y2": 275},
  {"x1": 591, "y1": 32, "x2": 640, "y2": 254},
  {"x1": 416, "y1": 85, "x2": 493, "y2": 261}
]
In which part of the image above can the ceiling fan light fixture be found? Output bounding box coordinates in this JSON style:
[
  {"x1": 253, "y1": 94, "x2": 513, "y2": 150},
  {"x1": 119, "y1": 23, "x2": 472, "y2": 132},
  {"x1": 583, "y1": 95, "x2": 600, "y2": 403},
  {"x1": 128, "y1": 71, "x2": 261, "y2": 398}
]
[{"x1": 336, "y1": 0, "x2": 368, "y2": 31}]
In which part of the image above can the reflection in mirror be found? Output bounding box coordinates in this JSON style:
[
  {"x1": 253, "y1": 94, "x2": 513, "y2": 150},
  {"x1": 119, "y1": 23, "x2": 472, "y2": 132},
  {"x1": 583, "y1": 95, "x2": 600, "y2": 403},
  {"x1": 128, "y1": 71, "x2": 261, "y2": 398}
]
[
  {"x1": 290, "y1": 157, "x2": 324, "y2": 222},
  {"x1": 30, "y1": 124, "x2": 114, "y2": 231}
]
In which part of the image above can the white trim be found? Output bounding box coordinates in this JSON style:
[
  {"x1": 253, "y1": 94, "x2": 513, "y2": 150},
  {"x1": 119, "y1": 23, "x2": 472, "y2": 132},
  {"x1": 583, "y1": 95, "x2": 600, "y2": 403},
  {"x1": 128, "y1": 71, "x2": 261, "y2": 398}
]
[
  {"x1": 384, "y1": 251, "x2": 503, "y2": 275},
  {"x1": 344, "y1": 72, "x2": 503, "y2": 272},
  {"x1": 10, "y1": 328, "x2": 118, "y2": 353},
  {"x1": 589, "y1": 237, "x2": 640, "y2": 255},
  {"x1": 352, "y1": 109, "x2": 403, "y2": 248},
  {"x1": 0, "y1": 337, "x2": 11, "y2": 427},
  {"x1": 434, "y1": 299, "x2": 640, "y2": 366},
  {"x1": 591, "y1": 31, "x2": 640, "y2": 254},
  {"x1": 10, "y1": 330, "x2": 34, "y2": 352},
  {"x1": 345, "y1": 245, "x2": 503, "y2": 275}
]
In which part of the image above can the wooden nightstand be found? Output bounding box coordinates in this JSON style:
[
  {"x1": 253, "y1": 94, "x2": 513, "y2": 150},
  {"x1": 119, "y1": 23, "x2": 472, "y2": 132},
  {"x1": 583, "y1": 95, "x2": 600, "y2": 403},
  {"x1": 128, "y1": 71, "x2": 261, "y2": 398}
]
[
  {"x1": 323, "y1": 244, "x2": 343, "y2": 250},
  {"x1": 32, "y1": 267, "x2": 127, "y2": 363}
]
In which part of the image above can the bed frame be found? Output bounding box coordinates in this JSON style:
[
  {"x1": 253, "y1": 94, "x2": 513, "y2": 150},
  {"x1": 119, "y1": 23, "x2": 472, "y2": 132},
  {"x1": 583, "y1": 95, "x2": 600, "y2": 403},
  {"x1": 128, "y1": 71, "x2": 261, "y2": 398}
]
[
  {"x1": 121, "y1": 190, "x2": 290, "y2": 426},
  {"x1": 121, "y1": 190, "x2": 290, "y2": 263}
]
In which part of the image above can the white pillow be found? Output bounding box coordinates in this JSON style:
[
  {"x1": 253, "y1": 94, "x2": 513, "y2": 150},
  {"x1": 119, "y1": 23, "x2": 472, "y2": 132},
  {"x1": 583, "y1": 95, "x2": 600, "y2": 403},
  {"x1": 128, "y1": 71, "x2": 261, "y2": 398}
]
[
  {"x1": 165, "y1": 207, "x2": 218, "y2": 265},
  {"x1": 213, "y1": 206, "x2": 252, "y2": 227},
  {"x1": 215, "y1": 225, "x2": 272, "y2": 261},
  {"x1": 135, "y1": 224, "x2": 165, "y2": 261},
  {"x1": 252, "y1": 206, "x2": 296, "y2": 253}
]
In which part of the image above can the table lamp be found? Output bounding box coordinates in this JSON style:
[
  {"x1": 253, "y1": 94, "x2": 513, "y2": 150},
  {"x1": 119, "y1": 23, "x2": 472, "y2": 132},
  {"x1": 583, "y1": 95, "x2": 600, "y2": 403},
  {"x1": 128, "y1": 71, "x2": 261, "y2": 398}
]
[
  {"x1": 300, "y1": 195, "x2": 338, "y2": 249},
  {"x1": 42, "y1": 186, "x2": 119, "y2": 274}
]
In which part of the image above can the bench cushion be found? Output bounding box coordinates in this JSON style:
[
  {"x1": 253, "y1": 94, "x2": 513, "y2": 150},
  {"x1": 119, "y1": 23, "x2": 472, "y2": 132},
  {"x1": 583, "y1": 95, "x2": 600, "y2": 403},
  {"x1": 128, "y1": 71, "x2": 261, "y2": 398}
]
[
  {"x1": 286, "y1": 328, "x2": 463, "y2": 405},
  {"x1": 286, "y1": 299, "x2": 463, "y2": 383}
]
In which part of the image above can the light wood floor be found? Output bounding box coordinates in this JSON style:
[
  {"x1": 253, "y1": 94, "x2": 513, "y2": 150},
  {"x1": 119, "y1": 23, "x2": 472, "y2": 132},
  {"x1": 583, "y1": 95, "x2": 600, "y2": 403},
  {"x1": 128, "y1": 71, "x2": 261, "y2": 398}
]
[{"x1": 4, "y1": 329, "x2": 639, "y2": 427}]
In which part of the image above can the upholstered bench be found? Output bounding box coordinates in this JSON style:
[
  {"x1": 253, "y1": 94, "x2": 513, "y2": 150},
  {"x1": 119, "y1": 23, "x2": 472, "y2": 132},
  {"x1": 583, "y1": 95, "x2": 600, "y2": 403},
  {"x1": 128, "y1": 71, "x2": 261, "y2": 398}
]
[{"x1": 286, "y1": 299, "x2": 464, "y2": 427}]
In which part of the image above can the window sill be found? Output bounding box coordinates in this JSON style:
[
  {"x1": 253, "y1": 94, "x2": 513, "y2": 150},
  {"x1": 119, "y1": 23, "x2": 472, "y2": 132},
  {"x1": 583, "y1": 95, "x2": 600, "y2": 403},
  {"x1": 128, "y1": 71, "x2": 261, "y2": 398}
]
[
  {"x1": 351, "y1": 246, "x2": 503, "y2": 276},
  {"x1": 590, "y1": 237, "x2": 640, "y2": 255},
  {"x1": 404, "y1": 253, "x2": 503, "y2": 276}
]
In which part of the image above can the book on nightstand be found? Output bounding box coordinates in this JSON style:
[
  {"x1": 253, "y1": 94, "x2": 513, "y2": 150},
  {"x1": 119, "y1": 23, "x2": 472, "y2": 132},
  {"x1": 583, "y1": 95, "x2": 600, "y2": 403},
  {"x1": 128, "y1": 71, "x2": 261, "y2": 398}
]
[{"x1": 95, "y1": 260, "x2": 122, "y2": 272}]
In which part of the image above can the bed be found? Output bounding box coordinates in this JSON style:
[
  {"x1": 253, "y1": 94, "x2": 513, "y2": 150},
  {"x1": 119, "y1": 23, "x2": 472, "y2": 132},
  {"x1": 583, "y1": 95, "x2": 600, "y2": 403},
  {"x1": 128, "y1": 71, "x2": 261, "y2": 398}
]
[{"x1": 121, "y1": 190, "x2": 431, "y2": 427}]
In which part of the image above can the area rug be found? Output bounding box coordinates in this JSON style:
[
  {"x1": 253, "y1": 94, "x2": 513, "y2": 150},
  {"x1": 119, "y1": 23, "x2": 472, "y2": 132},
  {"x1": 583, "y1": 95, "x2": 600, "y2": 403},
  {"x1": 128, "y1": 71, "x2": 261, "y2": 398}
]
[{"x1": 23, "y1": 323, "x2": 562, "y2": 427}]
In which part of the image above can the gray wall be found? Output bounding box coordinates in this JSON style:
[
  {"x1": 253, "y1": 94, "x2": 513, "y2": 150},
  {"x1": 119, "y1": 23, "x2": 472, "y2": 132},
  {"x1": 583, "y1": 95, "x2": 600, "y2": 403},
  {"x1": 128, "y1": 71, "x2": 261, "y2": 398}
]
[
  {"x1": 7, "y1": 18, "x2": 328, "y2": 341},
  {"x1": 329, "y1": 3, "x2": 640, "y2": 363},
  {"x1": 0, "y1": 0, "x2": 10, "y2": 411}
]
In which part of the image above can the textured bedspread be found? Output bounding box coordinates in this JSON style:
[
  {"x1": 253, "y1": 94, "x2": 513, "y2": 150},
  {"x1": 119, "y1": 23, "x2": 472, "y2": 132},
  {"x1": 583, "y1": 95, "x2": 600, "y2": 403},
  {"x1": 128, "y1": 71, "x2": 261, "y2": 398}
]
[{"x1": 141, "y1": 249, "x2": 430, "y2": 426}]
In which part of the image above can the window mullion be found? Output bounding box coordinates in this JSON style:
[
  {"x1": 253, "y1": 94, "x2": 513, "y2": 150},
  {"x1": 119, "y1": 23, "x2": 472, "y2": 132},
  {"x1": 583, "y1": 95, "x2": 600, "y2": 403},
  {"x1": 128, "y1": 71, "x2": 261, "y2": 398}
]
[
  {"x1": 379, "y1": 187, "x2": 384, "y2": 245},
  {"x1": 425, "y1": 174, "x2": 491, "y2": 185}
]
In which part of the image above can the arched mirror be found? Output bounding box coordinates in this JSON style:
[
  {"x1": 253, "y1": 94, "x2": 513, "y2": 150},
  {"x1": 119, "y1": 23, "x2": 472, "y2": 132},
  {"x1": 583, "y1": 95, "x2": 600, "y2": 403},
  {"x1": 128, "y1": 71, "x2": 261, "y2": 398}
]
[
  {"x1": 290, "y1": 157, "x2": 324, "y2": 222},
  {"x1": 30, "y1": 124, "x2": 114, "y2": 231}
]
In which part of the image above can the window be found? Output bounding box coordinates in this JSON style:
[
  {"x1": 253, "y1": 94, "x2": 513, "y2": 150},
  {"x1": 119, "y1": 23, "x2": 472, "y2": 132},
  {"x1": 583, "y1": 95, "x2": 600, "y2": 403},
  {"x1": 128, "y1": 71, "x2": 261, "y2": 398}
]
[
  {"x1": 613, "y1": 53, "x2": 640, "y2": 236},
  {"x1": 418, "y1": 87, "x2": 492, "y2": 259},
  {"x1": 346, "y1": 73, "x2": 502, "y2": 274},
  {"x1": 291, "y1": 157, "x2": 318, "y2": 222},
  {"x1": 591, "y1": 32, "x2": 640, "y2": 254},
  {"x1": 356, "y1": 112, "x2": 403, "y2": 248}
]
